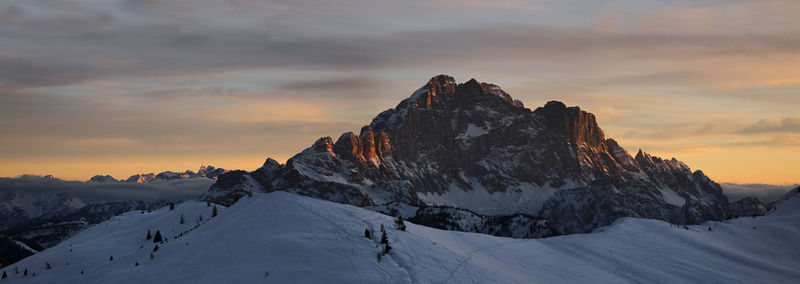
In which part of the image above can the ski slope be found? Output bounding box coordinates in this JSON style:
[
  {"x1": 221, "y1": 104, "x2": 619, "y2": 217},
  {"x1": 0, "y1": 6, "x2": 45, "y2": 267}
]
[{"x1": 3, "y1": 191, "x2": 799, "y2": 283}]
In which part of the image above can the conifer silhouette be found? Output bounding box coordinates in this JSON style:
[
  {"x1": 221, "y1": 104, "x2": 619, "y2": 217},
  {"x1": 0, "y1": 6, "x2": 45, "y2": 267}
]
[{"x1": 153, "y1": 231, "x2": 163, "y2": 243}]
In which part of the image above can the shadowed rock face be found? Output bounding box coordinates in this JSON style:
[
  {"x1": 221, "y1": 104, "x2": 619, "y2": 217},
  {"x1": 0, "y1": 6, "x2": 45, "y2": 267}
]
[{"x1": 205, "y1": 74, "x2": 742, "y2": 235}]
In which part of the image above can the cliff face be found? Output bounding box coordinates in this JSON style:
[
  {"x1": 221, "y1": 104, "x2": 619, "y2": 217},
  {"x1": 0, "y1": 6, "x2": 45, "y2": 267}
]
[{"x1": 204, "y1": 75, "x2": 736, "y2": 235}]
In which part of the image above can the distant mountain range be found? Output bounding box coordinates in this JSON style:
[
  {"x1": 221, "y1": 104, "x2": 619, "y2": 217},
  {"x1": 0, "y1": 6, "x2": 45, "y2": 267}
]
[
  {"x1": 88, "y1": 165, "x2": 228, "y2": 183},
  {"x1": 205, "y1": 75, "x2": 767, "y2": 235},
  {"x1": 0, "y1": 166, "x2": 226, "y2": 265}
]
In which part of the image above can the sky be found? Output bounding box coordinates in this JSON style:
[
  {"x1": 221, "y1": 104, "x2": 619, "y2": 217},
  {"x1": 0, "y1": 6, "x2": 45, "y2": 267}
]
[{"x1": 0, "y1": 0, "x2": 798, "y2": 184}]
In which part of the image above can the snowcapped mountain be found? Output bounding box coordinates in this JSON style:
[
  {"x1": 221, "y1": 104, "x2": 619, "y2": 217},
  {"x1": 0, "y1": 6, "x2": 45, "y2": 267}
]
[
  {"x1": 91, "y1": 165, "x2": 229, "y2": 184},
  {"x1": 3, "y1": 191, "x2": 798, "y2": 283},
  {"x1": 205, "y1": 75, "x2": 750, "y2": 234},
  {"x1": 0, "y1": 175, "x2": 216, "y2": 265}
]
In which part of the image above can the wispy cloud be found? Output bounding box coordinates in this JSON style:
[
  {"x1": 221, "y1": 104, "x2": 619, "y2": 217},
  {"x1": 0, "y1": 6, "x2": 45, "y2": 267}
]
[
  {"x1": 0, "y1": 0, "x2": 798, "y2": 183},
  {"x1": 740, "y1": 116, "x2": 800, "y2": 134}
]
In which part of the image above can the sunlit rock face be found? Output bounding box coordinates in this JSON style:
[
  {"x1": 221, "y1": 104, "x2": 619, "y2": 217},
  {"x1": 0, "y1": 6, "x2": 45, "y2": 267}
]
[{"x1": 205, "y1": 75, "x2": 741, "y2": 235}]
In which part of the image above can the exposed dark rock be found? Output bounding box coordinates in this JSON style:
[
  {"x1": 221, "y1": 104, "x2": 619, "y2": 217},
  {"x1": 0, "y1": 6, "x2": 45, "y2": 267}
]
[{"x1": 204, "y1": 75, "x2": 734, "y2": 235}]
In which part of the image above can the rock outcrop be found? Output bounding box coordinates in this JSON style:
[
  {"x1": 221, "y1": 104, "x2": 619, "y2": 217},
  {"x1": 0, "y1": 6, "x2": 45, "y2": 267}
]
[{"x1": 204, "y1": 75, "x2": 740, "y2": 235}]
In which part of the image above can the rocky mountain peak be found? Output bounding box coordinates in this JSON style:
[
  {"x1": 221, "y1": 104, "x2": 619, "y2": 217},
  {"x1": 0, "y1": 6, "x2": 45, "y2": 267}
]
[
  {"x1": 88, "y1": 175, "x2": 119, "y2": 183},
  {"x1": 205, "y1": 74, "x2": 741, "y2": 236},
  {"x1": 534, "y1": 101, "x2": 606, "y2": 149}
]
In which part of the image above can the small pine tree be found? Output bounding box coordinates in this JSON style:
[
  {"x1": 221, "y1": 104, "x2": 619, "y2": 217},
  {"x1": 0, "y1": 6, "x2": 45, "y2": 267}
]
[
  {"x1": 179, "y1": 214, "x2": 185, "y2": 225},
  {"x1": 23, "y1": 268, "x2": 28, "y2": 276},
  {"x1": 81, "y1": 270, "x2": 84, "y2": 275},
  {"x1": 364, "y1": 228, "x2": 371, "y2": 239},
  {"x1": 708, "y1": 227, "x2": 712, "y2": 231},
  {"x1": 380, "y1": 230, "x2": 388, "y2": 245},
  {"x1": 2, "y1": 271, "x2": 7, "y2": 279},
  {"x1": 153, "y1": 230, "x2": 163, "y2": 243},
  {"x1": 150, "y1": 252, "x2": 154, "y2": 259},
  {"x1": 394, "y1": 216, "x2": 406, "y2": 231},
  {"x1": 380, "y1": 224, "x2": 385, "y2": 233},
  {"x1": 198, "y1": 215, "x2": 203, "y2": 222},
  {"x1": 212, "y1": 205, "x2": 218, "y2": 217},
  {"x1": 169, "y1": 203, "x2": 175, "y2": 211},
  {"x1": 13, "y1": 267, "x2": 18, "y2": 274},
  {"x1": 109, "y1": 255, "x2": 113, "y2": 261},
  {"x1": 45, "y1": 262, "x2": 51, "y2": 270},
  {"x1": 383, "y1": 244, "x2": 392, "y2": 254},
  {"x1": 146, "y1": 230, "x2": 152, "y2": 240},
  {"x1": 206, "y1": 200, "x2": 211, "y2": 207},
  {"x1": 376, "y1": 252, "x2": 382, "y2": 263},
  {"x1": 153, "y1": 245, "x2": 159, "y2": 252},
  {"x1": 135, "y1": 262, "x2": 139, "y2": 266}
]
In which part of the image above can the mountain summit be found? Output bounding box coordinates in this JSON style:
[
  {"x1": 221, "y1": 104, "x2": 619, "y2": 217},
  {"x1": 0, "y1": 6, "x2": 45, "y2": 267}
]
[{"x1": 204, "y1": 75, "x2": 737, "y2": 234}]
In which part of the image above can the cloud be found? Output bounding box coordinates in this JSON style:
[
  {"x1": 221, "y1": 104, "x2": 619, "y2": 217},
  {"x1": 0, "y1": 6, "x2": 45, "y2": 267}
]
[
  {"x1": 0, "y1": 175, "x2": 214, "y2": 202},
  {"x1": 0, "y1": 0, "x2": 798, "y2": 184},
  {"x1": 720, "y1": 183, "x2": 797, "y2": 203},
  {"x1": 740, "y1": 117, "x2": 800, "y2": 134},
  {"x1": 276, "y1": 77, "x2": 381, "y2": 93},
  {"x1": 2, "y1": 1, "x2": 799, "y2": 91}
]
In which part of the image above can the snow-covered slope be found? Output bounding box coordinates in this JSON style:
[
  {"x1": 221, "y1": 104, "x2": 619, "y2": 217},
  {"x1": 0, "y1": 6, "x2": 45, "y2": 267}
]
[{"x1": 5, "y1": 191, "x2": 798, "y2": 283}]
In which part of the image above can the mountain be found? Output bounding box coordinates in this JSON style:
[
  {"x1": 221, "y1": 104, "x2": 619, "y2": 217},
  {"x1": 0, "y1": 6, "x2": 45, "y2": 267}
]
[
  {"x1": 92, "y1": 165, "x2": 229, "y2": 184},
  {"x1": 0, "y1": 175, "x2": 215, "y2": 266},
  {"x1": 205, "y1": 75, "x2": 747, "y2": 235},
  {"x1": 3, "y1": 191, "x2": 799, "y2": 283},
  {"x1": 88, "y1": 175, "x2": 119, "y2": 183}
]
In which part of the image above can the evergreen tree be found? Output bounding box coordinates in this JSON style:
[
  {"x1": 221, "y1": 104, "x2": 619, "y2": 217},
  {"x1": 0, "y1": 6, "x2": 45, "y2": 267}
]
[
  {"x1": 206, "y1": 200, "x2": 211, "y2": 207},
  {"x1": 153, "y1": 245, "x2": 159, "y2": 252},
  {"x1": 180, "y1": 214, "x2": 185, "y2": 224},
  {"x1": 380, "y1": 224, "x2": 385, "y2": 233},
  {"x1": 13, "y1": 267, "x2": 18, "y2": 274},
  {"x1": 364, "y1": 228, "x2": 371, "y2": 239},
  {"x1": 135, "y1": 262, "x2": 139, "y2": 266},
  {"x1": 212, "y1": 205, "x2": 218, "y2": 217},
  {"x1": 23, "y1": 269, "x2": 27, "y2": 276},
  {"x1": 146, "y1": 230, "x2": 152, "y2": 240},
  {"x1": 109, "y1": 255, "x2": 113, "y2": 261},
  {"x1": 150, "y1": 252, "x2": 154, "y2": 259},
  {"x1": 394, "y1": 216, "x2": 406, "y2": 231},
  {"x1": 383, "y1": 244, "x2": 392, "y2": 254},
  {"x1": 2, "y1": 271, "x2": 7, "y2": 279},
  {"x1": 81, "y1": 270, "x2": 84, "y2": 275},
  {"x1": 45, "y1": 262, "x2": 51, "y2": 270},
  {"x1": 153, "y1": 230, "x2": 163, "y2": 243},
  {"x1": 169, "y1": 203, "x2": 175, "y2": 211},
  {"x1": 380, "y1": 230, "x2": 388, "y2": 245}
]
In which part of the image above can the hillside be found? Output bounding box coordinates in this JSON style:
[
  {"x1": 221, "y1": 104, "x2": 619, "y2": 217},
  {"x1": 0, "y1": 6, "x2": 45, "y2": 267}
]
[{"x1": 3, "y1": 191, "x2": 799, "y2": 283}]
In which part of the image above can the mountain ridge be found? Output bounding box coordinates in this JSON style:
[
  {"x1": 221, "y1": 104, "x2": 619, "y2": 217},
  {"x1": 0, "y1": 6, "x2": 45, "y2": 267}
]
[{"x1": 204, "y1": 75, "x2": 745, "y2": 235}]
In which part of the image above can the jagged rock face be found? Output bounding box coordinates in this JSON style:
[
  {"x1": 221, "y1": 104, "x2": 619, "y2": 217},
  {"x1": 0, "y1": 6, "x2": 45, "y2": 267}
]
[{"x1": 206, "y1": 75, "x2": 736, "y2": 234}]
